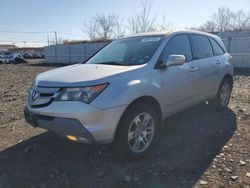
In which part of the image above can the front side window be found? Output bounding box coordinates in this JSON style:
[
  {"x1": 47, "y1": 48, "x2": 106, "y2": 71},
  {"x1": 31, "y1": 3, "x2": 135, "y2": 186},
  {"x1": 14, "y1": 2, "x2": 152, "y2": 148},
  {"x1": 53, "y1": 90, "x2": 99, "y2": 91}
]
[
  {"x1": 87, "y1": 36, "x2": 164, "y2": 66},
  {"x1": 190, "y1": 35, "x2": 213, "y2": 59},
  {"x1": 161, "y1": 35, "x2": 192, "y2": 62},
  {"x1": 209, "y1": 37, "x2": 225, "y2": 56}
]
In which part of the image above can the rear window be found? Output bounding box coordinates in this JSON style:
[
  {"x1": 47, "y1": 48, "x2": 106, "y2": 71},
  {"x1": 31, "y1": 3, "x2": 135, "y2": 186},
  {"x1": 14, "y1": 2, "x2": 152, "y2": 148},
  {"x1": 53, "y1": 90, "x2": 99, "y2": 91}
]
[
  {"x1": 190, "y1": 35, "x2": 213, "y2": 59},
  {"x1": 209, "y1": 37, "x2": 225, "y2": 56}
]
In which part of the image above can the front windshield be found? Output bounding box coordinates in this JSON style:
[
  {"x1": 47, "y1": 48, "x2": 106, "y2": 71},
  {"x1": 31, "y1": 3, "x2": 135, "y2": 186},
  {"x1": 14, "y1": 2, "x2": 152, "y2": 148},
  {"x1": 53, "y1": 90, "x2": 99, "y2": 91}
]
[{"x1": 87, "y1": 35, "x2": 164, "y2": 66}]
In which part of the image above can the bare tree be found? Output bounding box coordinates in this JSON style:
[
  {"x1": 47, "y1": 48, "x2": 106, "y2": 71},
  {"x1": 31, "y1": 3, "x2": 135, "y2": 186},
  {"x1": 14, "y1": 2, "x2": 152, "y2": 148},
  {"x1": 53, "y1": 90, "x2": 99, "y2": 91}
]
[
  {"x1": 157, "y1": 16, "x2": 174, "y2": 32},
  {"x1": 128, "y1": 0, "x2": 156, "y2": 33},
  {"x1": 212, "y1": 7, "x2": 233, "y2": 32},
  {"x1": 230, "y1": 10, "x2": 250, "y2": 30},
  {"x1": 199, "y1": 20, "x2": 217, "y2": 33},
  {"x1": 83, "y1": 13, "x2": 122, "y2": 40},
  {"x1": 113, "y1": 15, "x2": 126, "y2": 38},
  {"x1": 82, "y1": 17, "x2": 98, "y2": 40},
  {"x1": 199, "y1": 7, "x2": 250, "y2": 32},
  {"x1": 95, "y1": 14, "x2": 117, "y2": 39},
  {"x1": 215, "y1": 7, "x2": 233, "y2": 31}
]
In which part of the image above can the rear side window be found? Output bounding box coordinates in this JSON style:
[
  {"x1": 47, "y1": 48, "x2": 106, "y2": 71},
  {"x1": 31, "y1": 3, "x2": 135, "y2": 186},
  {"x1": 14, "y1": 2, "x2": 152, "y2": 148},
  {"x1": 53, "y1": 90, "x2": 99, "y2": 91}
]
[
  {"x1": 162, "y1": 35, "x2": 192, "y2": 62},
  {"x1": 209, "y1": 38, "x2": 225, "y2": 56},
  {"x1": 190, "y1": 35, "x2": 213, "y2": 59}
]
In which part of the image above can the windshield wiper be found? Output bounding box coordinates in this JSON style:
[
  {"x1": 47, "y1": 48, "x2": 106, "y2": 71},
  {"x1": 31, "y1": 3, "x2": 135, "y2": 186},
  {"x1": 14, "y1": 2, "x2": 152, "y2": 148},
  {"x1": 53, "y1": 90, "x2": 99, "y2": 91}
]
[{"x1": 98, "y1": 61, "x2": 123, "y2": 66}]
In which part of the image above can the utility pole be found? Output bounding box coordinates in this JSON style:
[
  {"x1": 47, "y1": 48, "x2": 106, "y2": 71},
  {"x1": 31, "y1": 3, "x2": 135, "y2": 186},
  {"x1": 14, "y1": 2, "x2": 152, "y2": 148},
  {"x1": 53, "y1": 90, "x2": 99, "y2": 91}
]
[
  {"x1": 54, "y1": 31, "x2": 58, "y2": 45},
  {"x1": 47, "y1": 35, "x2": 50, "y2": 46},
  {"x1": 54, "y1": 31, "x2": 58, "y2": 63}
]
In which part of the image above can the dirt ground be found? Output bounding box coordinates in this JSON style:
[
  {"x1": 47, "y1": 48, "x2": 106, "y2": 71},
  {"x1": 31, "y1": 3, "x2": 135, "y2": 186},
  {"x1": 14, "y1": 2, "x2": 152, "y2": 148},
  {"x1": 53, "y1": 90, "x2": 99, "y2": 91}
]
[{"x1": 0, "y1": 61, "x2": 249, "y2": 188}]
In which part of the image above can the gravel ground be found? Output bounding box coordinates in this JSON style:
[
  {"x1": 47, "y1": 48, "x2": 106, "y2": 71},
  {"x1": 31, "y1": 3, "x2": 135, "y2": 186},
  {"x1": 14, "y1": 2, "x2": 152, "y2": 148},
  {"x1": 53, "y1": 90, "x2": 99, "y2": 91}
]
[{"x1": 0, "y1": 62, "x2": 249, "y2": 188}]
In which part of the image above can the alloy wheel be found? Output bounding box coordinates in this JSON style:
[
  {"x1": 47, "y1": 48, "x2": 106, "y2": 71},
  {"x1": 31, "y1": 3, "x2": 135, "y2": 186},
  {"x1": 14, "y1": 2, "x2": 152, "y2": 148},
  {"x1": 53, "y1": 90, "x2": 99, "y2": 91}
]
[{"x1": 128, "y1": 113, "x2": 155, "y2": 153}]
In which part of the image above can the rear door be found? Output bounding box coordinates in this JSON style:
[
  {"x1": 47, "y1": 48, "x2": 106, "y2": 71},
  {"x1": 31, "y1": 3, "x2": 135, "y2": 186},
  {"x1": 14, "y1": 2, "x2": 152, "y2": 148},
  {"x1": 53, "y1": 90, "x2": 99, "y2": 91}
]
[
  {"x1": 189, "y1": 34, "x2": 218, "y2": 100},
  {"x1": 160, "y1": 34, "x2": 201, "y2": 116},
  {"x1": 208, "y1": 37, "x2": 227, "y2": 95}
]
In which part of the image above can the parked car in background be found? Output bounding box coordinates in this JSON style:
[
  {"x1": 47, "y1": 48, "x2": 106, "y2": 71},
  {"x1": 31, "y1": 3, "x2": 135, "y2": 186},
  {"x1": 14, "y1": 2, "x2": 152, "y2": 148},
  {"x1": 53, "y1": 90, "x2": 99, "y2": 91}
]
[
  {"x1": 24, "y1": 30, "x2": 233, "y2": 158},
  {"x1": 0, "y1": 52, "x2": 26, "y2": 64},
  {"x1": 32, "y1": 53, "x2": 40, "y2": 59},
  {"x1": 22, "y1": 52, "x2": 32, "y2": 59},
  {"x1": 22, "y1": 52, "x2": 44, "y2": 59},
  {"x1": 0, "y1": 52, "x2": 12, "y2": 63}
]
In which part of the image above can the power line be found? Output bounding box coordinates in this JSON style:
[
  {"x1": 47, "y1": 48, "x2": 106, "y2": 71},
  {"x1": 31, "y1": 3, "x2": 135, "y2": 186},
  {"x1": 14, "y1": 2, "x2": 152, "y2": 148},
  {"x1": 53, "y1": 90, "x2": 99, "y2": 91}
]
[
  {"x1": 0, "y1": 39, "x2": 46, "y2": 43},
  {"x1": 0, "y1": 30, "x2": 53, "y2": 34},
  {"x1": 0, "y1": 30, "x2": 82, "y2": 36},
  {"x1": 57, "y1": 32, "x2": 82, "y2": 37},
  {"x1": 0, "y1": 30, "x2": 83, "y2": 47}
]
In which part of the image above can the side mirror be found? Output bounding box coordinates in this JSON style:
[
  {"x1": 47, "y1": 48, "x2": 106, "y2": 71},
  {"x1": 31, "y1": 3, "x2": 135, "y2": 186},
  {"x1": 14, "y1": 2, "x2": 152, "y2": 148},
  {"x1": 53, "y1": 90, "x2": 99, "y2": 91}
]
[{"x1": 165, "y1": 55, "x2": 186, "y2": 67}]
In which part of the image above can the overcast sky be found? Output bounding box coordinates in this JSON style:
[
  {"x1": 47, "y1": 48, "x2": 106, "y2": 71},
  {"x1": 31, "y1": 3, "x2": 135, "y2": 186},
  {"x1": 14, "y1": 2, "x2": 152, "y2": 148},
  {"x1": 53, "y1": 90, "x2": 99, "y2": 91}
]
[{"x1": 0, "y1": 0, "x2": 249, "y2": 47}]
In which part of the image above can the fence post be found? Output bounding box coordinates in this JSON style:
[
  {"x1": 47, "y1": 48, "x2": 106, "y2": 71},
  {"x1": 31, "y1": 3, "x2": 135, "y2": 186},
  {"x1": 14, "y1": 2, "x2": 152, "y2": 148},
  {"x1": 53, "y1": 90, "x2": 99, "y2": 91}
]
[
  {"x1": 228, "y1": 36, "x2": 232, "y2": 53},
  {"x1": 54, "y1": 45, "x2": 57, "y2": 63},
  {"x1": 69, "y1": 45, "x2": 71, "y2": 64},
  {"x1": 84, "y1": 44, "x2": 86, "y2": 62}
]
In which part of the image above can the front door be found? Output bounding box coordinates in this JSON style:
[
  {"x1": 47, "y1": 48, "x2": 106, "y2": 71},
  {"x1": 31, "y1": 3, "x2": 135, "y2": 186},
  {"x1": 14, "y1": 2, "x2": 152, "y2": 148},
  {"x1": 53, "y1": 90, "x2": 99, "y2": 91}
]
[{"x1": 159, "y1": 34, "x2": 201, "y2": 116}]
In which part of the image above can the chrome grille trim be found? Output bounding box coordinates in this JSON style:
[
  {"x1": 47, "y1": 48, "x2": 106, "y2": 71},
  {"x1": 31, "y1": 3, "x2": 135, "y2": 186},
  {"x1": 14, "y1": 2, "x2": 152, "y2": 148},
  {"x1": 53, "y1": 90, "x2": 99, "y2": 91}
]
[{"x1": 28, "y1": 86, "x2": 60, "y2": 107}]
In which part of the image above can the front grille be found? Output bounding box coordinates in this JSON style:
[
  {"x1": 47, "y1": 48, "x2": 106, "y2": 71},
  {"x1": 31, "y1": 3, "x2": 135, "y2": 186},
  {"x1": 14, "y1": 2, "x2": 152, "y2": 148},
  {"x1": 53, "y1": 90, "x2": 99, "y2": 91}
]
[{"x1": 28, "y1": 86, "x2": 60, "y2": 107}]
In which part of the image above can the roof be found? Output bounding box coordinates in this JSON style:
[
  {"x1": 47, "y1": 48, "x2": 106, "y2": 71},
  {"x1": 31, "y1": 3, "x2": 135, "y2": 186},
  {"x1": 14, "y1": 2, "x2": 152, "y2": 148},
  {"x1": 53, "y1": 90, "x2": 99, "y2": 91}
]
[{"x1": 122, "y1": 29, "x2": 219, "y2": 39}]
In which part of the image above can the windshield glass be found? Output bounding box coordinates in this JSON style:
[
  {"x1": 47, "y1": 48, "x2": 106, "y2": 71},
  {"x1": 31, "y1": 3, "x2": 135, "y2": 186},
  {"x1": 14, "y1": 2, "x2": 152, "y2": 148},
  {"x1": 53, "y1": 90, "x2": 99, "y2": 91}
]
[{"x1": 87, "y1": 36, "x2": 164, "y2": 66}]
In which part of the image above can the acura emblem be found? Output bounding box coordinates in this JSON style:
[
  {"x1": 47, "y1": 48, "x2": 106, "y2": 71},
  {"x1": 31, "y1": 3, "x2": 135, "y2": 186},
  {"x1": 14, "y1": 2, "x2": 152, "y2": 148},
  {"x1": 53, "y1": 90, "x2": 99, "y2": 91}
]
[{"x1": 31, "y1": 89, "x2": 39, "y2": 101}]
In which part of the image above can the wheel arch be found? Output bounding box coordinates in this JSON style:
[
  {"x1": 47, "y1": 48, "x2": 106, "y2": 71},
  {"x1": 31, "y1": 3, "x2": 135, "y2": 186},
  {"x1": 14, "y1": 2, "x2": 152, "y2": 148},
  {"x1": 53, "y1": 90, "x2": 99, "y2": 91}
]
[
  {"x1": 113, "y1": 96, "x2": 164, "y2": 141},
  {"x1": 222, "y1": 74, "x2": 233, "y2": 86},
  {"x1": 214, "y1": 73, "x2": 233, "y2": 98}
]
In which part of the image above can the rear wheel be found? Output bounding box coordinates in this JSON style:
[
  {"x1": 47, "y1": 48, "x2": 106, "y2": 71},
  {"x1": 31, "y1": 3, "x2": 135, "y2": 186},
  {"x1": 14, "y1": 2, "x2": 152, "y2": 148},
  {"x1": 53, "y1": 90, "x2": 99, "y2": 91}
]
[
  {"x1": 211, "y1": 78, "x2": 232, "y2": 109},
  {"x1": 115, "y1": 103, "x2": 159, "y2": 158}
]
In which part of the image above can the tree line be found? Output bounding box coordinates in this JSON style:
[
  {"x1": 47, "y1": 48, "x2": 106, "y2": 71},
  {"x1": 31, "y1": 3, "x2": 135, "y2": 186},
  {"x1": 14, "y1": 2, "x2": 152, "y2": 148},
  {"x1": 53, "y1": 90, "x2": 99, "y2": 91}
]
[
  {"x1": 82, "y1": 1, "x2": 250, "y2": 40},
  {"x1": 82, "y1": 1, "x2": 173, "y2": 40},
  {"x1": 197, "y1": 7, "x2": 250, "y2": 32}
]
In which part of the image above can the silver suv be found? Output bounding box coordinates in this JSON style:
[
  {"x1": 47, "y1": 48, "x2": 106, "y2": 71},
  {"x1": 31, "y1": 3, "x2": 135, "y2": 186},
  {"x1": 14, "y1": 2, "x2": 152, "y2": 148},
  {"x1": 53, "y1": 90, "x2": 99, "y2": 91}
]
[{"x1": 24, "y1": 30, "x2": 233, "y2": 158}]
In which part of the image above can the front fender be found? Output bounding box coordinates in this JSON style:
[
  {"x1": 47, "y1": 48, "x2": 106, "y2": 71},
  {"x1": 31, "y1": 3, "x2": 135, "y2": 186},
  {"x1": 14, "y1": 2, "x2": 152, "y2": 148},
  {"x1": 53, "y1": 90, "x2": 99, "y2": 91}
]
[{"x1": 91, "y1": 70, "x2": 164, "y2": 111}]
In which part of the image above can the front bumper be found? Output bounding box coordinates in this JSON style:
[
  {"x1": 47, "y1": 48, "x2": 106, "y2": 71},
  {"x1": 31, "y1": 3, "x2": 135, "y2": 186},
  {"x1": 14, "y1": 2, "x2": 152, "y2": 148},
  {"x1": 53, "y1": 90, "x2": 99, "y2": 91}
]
[
  {"x1": 24, "y1": 101, "x2": 127, "y2": 144},
  {"x1": 24, "y1": 107, "x2": 96, "y2": 143}
]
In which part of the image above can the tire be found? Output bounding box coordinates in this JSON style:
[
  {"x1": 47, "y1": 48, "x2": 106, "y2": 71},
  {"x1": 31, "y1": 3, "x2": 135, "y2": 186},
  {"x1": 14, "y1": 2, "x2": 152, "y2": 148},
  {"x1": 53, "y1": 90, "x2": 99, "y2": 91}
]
[
  {"x1": 115, "y1": 103, "x2": 160, "y2": 159},
  {"x1": 210, "y1": 78, "x2": 233, "y2": 109}
]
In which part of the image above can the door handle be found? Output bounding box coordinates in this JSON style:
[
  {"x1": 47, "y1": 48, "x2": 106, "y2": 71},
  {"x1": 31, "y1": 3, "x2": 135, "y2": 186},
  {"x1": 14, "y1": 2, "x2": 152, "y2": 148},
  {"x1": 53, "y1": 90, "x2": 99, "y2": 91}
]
[
  {"x1": 216, "y1": 60, "x2": 221, "y2": 64},
  {"x1": 190, "y1": 66, "x2": 198, "y2": 72}
]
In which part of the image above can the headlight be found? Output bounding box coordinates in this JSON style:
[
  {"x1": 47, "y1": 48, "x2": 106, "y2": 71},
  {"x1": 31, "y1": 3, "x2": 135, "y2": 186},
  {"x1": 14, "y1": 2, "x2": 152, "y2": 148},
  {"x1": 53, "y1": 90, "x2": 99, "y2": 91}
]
[{"x1": 55, "y1": 83, "x2": 108, "y2": 103}]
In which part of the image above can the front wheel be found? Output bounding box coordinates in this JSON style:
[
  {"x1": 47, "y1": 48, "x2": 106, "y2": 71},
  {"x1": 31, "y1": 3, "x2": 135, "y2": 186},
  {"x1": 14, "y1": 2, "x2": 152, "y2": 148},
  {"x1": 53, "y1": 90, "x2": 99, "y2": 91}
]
[
  {"x1": 211, "y1": 79, "x2": 233, "y2": 109},
  {"x1": 115, "y1": 103, "x2": 159, "y2": 158}
]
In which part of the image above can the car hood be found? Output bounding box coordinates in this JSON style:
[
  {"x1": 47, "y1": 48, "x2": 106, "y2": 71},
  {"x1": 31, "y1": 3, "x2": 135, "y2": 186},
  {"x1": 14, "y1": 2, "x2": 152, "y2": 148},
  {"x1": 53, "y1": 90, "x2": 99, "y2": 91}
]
[{"x1": 36, "y1": 63, "x2": 143, "y2": 87}]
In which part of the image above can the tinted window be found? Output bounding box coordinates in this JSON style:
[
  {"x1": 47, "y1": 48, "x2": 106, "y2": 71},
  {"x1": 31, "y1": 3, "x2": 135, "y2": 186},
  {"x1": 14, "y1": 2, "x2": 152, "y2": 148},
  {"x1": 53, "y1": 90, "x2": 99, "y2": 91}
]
[
  {"x1": 190, "y1": 35, "x2": 213, "y2": 59},
  {"x1": 162, "y1": 35, "x2": 192, "y2": 62},
  {"x1": 209, "y1": 38, "x2": 224, "y2": 56}
]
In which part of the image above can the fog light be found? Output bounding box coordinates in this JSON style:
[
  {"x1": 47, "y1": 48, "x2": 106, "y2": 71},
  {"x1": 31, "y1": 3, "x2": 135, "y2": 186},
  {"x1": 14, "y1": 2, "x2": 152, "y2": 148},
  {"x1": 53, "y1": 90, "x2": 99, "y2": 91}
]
[{"x1": 67, "y1": 135, "x2": 77, "y2": 141}]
